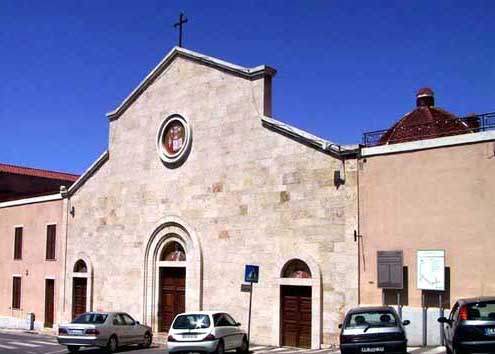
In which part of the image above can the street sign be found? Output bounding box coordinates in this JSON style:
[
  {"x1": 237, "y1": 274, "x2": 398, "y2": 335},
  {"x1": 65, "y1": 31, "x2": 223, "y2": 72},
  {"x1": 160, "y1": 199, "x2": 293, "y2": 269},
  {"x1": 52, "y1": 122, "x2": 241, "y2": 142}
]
[
  {"x1": 245, "y1": 265, "x2": 259, "y2": 283},
  {"x1": 417, "y1": 250, "x2": 445, "y2": 291},
  {"x1": 240, "y1": 284, "x2": 252, "y2": 292}
]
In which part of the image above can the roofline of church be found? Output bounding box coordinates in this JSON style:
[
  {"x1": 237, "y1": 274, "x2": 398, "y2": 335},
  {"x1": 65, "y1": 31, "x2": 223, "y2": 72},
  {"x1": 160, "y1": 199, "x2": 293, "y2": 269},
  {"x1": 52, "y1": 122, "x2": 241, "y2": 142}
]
[
  {"x1": 261, "y1": 116, "x2": 359, "y2": 157},
  {"x1": 66, "y1": 150, "x2": 109, "y2": 197},
  {"x1": 106, "y1": 46, "x2": 277, "y2": 121}
]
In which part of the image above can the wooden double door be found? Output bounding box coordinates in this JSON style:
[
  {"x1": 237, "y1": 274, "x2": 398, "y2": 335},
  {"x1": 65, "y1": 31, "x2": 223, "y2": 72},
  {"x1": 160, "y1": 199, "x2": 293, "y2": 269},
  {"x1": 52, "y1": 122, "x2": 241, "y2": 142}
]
[
  {"x1": 281, "y1": 285, "x2": 312, "y2": 348},
  {"x1": 72, "y1": 278, "x2": 87, "y2": 320},
  {"x1": 158, "y1": 267, "x2": 185, "y2": 332}
]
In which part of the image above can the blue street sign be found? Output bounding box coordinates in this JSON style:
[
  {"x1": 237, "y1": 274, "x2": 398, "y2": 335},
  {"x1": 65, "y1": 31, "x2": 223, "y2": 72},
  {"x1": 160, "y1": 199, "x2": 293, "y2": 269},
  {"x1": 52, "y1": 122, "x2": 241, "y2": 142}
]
[{"x1": 245, "y1": 265, "x2": 259, "y2": 283}]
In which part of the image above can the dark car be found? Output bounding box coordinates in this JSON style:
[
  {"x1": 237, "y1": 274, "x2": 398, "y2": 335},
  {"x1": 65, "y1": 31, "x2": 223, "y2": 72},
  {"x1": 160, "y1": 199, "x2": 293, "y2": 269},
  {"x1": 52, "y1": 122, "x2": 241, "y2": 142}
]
[
  {"x1": 438, "y1": 297, "x2": 495, "y2": 354},
  {"x1": 339, "y1": 306, "x2": 409, "y2": 354}
]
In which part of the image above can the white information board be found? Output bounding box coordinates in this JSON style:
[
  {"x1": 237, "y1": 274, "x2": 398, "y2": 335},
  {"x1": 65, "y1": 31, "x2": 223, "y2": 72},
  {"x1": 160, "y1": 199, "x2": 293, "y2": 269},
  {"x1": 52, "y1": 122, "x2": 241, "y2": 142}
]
[{"x1": 417, "y1": 250, "x2": 445, "y2": 291}]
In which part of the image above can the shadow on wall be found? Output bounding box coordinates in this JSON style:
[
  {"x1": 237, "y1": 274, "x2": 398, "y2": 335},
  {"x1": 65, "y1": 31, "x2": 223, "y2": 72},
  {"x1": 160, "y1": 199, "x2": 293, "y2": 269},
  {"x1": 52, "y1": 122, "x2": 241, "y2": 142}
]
[{"x1": 382, "y1": 267, "x2": 451, "y2": 309}]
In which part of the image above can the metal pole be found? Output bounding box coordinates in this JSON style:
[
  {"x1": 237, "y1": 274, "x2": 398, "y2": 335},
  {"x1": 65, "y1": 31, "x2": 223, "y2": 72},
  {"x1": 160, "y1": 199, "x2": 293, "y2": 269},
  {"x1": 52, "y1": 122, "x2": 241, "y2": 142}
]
[
  {"x1": 439, "y1": 293, "x2": 444, "y2": 346},
  {"x1": 397, "y1": 291, "x2": 402, "y2": 319},
  {"x1": 422, "y1": 293, "x2": 427, "y2": 347},
  {"x1": 247, "y1": 282, "x2": 253, "y2": 353}
]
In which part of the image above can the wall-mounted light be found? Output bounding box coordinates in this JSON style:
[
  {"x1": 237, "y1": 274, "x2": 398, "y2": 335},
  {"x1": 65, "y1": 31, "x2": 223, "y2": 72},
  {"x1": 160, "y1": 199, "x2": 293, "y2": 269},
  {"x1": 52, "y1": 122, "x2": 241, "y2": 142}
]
[
  {"x1": 334, "y1": 170, "x2": 345, "y2": 188},
  {"x1": 70, "y1": 206, "x2": 75, "y2": 217},
  {"x1": 25, "y1": 269, "x2": 29, "y2": 276}
]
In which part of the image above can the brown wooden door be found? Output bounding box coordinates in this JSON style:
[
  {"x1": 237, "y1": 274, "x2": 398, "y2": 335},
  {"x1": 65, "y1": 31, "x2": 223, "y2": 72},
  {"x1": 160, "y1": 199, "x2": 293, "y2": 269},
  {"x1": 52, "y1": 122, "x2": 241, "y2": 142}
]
[
  {"x1": 44, "y1": 279, "x2": 55, "y2": 328},
  {"x1": 158, "y1": 267, "x2": 186, "y2": 332},
  {"x1": 72, "y1": 278, "x2": 87, "y2": 320},
  {"x1": 281, "y1": 285, "x2": 312, "y2": 348}
]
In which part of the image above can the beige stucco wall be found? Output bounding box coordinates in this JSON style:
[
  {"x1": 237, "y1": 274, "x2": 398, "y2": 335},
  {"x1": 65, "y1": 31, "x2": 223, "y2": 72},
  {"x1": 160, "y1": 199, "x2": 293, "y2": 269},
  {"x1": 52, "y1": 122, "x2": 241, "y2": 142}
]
[
  {"x1": 0, "y1": 198, "x2": 65, "y2": 329},
  {"x1": 359, "y1": 140, "x2": 495, "y2": 308},
  {"x1": 63, "y1": 56, "x2": 358, "y2": 347}
]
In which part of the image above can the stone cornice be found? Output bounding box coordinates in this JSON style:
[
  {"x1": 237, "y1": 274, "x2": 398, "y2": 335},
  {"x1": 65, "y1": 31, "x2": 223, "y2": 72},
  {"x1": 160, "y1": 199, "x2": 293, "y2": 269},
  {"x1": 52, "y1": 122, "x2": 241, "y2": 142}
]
[
  {"x1": 261, "y1": 116, "x2": 359, "y2": 158},
  {"x1": 67, "y1": 150, "x2": 109, "y2": 197}
]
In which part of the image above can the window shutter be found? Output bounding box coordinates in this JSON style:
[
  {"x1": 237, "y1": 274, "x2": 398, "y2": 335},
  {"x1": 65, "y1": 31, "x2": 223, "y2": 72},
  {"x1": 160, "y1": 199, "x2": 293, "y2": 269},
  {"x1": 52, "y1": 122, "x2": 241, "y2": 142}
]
[
  {"x1": 377, "y1": 251, "x2": 403, "y2": 289},
  {"x1": 46, "y1": 225, "x2": 56, "y2": 260},
  {"x1": 14, "y1": 227, "x2": 23, "y2": 260}
]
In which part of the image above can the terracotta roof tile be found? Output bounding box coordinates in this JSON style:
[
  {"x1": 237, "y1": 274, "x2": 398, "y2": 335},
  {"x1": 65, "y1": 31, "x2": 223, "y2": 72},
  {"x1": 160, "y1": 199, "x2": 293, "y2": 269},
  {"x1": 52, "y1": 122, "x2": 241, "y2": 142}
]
[{"x1": 0, "y1": 163, "x2": 79, "y2": 182}]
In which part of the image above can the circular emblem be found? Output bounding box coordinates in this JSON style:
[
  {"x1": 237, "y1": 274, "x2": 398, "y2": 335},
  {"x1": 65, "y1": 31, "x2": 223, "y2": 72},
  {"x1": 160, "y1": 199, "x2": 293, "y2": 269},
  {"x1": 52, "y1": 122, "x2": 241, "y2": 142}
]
[{"x1": 157, "y1": 115, "x2": 192, "y2": 165}]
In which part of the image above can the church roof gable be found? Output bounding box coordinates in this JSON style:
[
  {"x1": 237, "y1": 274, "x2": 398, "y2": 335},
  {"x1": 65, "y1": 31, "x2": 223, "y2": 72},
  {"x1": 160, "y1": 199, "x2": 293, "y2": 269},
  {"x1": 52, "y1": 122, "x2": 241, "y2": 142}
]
[{"x1": 106, "y1": 47, "x2": 277, "y2": 121}]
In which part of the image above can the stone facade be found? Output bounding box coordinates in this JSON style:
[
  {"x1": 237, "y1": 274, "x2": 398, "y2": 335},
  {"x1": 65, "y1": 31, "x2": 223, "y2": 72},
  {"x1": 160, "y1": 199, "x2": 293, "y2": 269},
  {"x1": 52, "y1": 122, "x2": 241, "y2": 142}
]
[{"x1": 61, "y1": 49, "x2": 358, "y2": 347}]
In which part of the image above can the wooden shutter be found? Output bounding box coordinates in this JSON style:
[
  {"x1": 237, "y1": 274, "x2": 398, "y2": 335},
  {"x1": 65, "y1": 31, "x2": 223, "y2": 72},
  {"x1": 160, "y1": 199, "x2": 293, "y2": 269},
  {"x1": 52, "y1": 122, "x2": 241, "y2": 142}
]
[
  {"x1": 12, "y1": 277, "x2": 21, "y2": 309},
  {"x1": 14, "y1": 227, "x2": 23, "y2": 260},
  {"x1": 46, "y1": 225, "x2": 56, "y2": 260},
  {"x1": 377, "y1": 251, "x2": 403, "y2": 289}
]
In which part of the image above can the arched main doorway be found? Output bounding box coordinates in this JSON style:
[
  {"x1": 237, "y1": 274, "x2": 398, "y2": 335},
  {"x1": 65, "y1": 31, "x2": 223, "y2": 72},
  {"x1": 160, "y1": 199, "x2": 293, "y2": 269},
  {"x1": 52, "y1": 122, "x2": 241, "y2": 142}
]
[
  {"x1": 143, "y1": 217, "x2": 203, "y2": 333},
  {"x1": 157, "y1": 241, "x2": 186, "y2": 332}
]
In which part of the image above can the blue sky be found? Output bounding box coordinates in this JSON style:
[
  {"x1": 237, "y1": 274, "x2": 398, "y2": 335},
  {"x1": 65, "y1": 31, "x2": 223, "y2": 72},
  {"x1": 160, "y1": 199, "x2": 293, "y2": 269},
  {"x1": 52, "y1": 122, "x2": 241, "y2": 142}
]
[{"x1": 1, "y1": 0, "x2": 494, "y2": 174}]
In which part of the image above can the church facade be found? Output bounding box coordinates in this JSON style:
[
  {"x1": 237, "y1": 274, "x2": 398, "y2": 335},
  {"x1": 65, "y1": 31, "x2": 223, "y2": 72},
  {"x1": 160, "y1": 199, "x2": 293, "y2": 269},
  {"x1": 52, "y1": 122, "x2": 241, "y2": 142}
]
[{"x1": 59, "y1": 47, "x2": 359, "y2": 348}]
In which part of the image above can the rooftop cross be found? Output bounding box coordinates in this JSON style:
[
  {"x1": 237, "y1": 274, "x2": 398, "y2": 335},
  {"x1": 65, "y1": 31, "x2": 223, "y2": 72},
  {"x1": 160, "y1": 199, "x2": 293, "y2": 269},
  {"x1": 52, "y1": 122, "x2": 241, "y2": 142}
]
[{"x1": 174, "y1": 12, "x2": 188, "y2": 47}]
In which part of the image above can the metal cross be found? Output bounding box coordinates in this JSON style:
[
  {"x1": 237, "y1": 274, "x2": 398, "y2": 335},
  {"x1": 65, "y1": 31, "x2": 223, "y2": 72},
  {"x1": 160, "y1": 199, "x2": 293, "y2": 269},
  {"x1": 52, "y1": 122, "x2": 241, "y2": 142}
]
[{"x1": 174, "y1": 12, "x2": 188, "y2": 47}]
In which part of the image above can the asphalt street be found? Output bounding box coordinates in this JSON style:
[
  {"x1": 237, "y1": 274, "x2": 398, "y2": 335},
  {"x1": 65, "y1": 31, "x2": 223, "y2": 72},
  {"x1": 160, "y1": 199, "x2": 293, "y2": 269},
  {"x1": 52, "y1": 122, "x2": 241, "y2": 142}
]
[{"x1": 0, "y1": 331, "x2": 446, "y2": 354}]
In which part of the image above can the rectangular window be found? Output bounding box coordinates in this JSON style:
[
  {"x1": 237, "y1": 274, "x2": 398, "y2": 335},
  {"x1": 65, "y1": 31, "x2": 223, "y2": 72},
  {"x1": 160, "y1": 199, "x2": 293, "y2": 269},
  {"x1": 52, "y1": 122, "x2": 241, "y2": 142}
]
[
  {"x1": 12, "y1": 277, "x2": 21, "y2": 309},
  {"x1": 14, "y1": 227, "x2": 23, "y2": 260},
  {"x1": 46, "y1": 225, "x2": 56, "y2": 260}
]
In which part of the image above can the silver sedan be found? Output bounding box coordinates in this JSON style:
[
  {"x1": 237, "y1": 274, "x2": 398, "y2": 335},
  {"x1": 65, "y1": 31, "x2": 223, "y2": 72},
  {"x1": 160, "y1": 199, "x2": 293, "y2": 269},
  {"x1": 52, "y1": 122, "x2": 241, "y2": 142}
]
[{"x1": 57, "y1": 312, "x2": 152, "y2": 353}]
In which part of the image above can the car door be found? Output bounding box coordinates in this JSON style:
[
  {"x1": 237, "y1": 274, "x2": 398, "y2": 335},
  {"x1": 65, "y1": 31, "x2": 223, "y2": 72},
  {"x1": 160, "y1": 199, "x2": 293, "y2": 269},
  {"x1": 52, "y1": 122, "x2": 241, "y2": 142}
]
[
  {"x1": 445, "y1": 302, "x2": 459, "y2": 349},
  {"x1": 214, "y1": 314, "x2": 235, "y2": 350},
  {"x1": 111, "y1": 313, "x2": 126, "y2": 344},
  {"x1": 224, "y1": 313, "x2": 244, "y2": 348},
  {"x1": 121, "y1": 313, "x2": 141, "y2": 344}
]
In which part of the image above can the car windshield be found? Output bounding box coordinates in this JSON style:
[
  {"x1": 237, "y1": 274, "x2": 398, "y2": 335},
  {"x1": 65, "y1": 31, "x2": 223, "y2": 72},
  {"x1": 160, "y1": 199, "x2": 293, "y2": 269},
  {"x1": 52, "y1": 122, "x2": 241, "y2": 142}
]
[
  {"x1": 173, "y1": 314, "x2": 211, "y2": 329},
  {"x1": 72, "y1": 313, "x2": 108, "y2": 324},
  {"x1": 465, "y1": 301, "x2": 495, "y2": 321},
  {"x1": 345, "y1": 311, "x2": 398, "y2": 328}
]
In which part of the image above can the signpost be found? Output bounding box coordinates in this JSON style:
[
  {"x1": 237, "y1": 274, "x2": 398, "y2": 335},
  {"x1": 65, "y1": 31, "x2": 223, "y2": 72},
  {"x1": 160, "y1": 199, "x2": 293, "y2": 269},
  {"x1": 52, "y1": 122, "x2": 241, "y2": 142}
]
[{"x1": 244, "y1": 265, "x2": 259, "y2": 352}]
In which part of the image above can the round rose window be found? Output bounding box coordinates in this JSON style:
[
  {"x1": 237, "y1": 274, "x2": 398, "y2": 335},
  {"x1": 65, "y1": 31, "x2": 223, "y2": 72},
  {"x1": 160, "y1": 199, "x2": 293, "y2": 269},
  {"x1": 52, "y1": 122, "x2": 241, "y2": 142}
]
[{"x1": 157, "y1": 115, "x2": 192, "y2": 165}]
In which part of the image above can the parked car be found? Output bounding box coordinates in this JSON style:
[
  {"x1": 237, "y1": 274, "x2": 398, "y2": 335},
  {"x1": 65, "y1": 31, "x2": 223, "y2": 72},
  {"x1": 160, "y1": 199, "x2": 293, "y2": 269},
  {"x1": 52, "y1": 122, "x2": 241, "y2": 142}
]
[
  {"x1": 339, "y1": 306, "x2": 409, "y2": 354},
  {"x1": 57, "y1": 312, "x2": 152, "y2": 353},
  {"x1": 167, "y1": 311, "x2": 248, "y2": 354},
  {"x1": 439, "y1": 296, "x2": 495, "y2": 354}
]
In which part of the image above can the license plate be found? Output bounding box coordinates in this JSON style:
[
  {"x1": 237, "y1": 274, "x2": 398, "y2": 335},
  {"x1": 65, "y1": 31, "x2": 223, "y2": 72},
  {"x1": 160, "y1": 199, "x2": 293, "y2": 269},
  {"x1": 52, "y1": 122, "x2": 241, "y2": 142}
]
[
  {"x1": 182, "y1": 334, "x2": 197, "y2": 339},
  {"x1": 485, "y1": 328, "x2": 495, "y2": 336},
  {"x1": 70, "y1": 329, "x2": 84, "y2": 335},
  {"x1": 361, "y1": 348, "x2": 384, "y2": 353}
]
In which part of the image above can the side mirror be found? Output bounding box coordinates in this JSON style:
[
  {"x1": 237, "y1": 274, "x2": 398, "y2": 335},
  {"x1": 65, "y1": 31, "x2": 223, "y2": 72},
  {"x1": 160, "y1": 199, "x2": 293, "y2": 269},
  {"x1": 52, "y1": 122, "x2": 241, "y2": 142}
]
[
  {"x1": 338, "y1": 324, "x2": 343, "y2": 329},
  {"x1": 236, "y1": 322, "x2": 241, "y2": 327},
  {"x1": 136, "y1": 321, "x2": 140, "y2": 325},
  {"x1": 438, "y1": 317, "x2": 448, "y2": 324},
  {"x1": 402, "y1": 320, "x2": 410, "y2": 326}
]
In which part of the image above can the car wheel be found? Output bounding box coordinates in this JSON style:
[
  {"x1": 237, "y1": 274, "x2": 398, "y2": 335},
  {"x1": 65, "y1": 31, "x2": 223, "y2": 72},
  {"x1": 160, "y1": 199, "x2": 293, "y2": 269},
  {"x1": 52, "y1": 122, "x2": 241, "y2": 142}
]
[
  {"x1": 107, "y1": 335, "x2": 119, "y2": 353},
  {"x1": 67, "y1": 346, "x2": 80, "y2": 353},
  {"x1": 236, "y1": 336, "x2": 248, "y2": 354},
  {"x1": 216, "y1": 340, "x2": 225, "y2": 354},
  {"x1": 142, "y1": 332, "x2": 152, "y2": 348}
]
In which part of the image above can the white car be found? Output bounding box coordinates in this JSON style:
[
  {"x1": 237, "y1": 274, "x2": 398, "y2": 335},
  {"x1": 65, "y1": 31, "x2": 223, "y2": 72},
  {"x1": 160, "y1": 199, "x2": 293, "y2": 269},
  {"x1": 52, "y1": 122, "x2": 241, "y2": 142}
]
[{"x1": 167, "y1": 311, "x2": 248, "y2": 354}]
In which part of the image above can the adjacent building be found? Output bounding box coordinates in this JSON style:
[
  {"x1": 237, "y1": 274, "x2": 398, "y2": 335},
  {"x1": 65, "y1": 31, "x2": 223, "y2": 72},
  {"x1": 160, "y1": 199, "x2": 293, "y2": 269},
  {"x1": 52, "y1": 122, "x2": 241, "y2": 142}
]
[
  {"x1": 358, "y1": 88, "x2": 495, "y2": 345},
  {"x1": 0, "y1": 163, "x2": 78, "y2": 330}
]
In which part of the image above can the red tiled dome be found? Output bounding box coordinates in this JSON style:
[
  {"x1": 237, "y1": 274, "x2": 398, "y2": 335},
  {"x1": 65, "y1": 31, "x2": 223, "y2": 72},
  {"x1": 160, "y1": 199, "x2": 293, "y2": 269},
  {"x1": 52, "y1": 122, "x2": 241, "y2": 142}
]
[{"x1": 378, "y1": 88, "x2": 477, "y2": 145}]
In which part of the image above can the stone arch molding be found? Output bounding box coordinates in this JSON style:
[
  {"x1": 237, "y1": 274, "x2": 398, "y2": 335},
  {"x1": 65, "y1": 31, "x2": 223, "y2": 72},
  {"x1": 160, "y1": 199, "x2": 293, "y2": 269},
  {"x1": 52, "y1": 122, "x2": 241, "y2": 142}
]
[
  {"x1": 273, "y1": 253, "x2": 322, "y2": 349},
  {"x1": 143, "y1": 215, "x2": 203, "y2": 330},
  {"x1": 70, "y1": 252, "x2": 94, "y2": 314}
]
